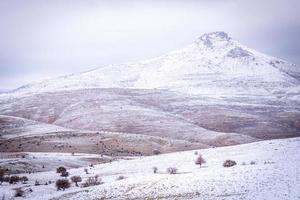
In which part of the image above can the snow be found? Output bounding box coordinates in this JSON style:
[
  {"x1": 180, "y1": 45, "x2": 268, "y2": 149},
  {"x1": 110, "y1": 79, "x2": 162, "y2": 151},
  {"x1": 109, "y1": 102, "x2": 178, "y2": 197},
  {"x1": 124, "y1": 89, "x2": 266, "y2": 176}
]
[
  {"x1": 1, "y1": 137, "x2": 299, "y2": 199},
  {"x1": 1, "y1": 32, "x2": 299, "y2": 100}
]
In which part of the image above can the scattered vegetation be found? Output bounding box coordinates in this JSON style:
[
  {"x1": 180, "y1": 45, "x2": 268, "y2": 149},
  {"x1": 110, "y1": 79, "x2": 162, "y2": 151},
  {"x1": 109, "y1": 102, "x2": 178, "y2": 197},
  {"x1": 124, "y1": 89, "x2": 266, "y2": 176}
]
[
  {"x1": 82, "y1": 175, "x2": 101, "y2": 187},
  {"x1": 195, "y1": 154, "x2": 206, "y2": 168},
  {"x1": 223, "y1": 160, "x2": 237, "y2": 167},
  {"x1": 71, "y1": 176, "x2": 82, "y2": 187},
  {"x1": 55, "y1": 179, "x2": 71, "y2": 191},
  {"x1": 166, "y1": 167, "x2": 177, "y2": 174}
]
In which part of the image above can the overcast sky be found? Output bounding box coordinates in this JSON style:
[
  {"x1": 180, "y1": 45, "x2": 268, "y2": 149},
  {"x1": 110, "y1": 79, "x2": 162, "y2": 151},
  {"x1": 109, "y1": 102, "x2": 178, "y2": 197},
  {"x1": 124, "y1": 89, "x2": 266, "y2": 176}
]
[{"x1": 1, "y1": 0, "x2": 299, "y2": 89}]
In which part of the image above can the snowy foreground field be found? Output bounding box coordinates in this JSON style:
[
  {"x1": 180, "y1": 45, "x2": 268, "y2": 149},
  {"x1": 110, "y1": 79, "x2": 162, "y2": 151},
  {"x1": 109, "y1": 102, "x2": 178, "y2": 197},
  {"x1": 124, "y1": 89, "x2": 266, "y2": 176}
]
[{"x1": 1, "y1": 137, "x2": 300, "y2": 200}]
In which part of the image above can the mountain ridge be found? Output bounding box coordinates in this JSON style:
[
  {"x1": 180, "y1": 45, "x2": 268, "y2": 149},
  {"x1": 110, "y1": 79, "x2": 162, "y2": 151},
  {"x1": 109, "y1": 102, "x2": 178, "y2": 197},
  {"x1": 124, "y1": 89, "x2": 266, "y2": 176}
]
[{"x1": 3, "y1": 31, "x2": 299, "y2": 98}]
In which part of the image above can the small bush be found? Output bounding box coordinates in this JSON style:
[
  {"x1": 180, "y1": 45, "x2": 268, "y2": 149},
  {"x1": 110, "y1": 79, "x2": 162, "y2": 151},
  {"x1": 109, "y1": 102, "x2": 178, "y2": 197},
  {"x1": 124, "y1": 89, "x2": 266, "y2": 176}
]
[
  {"x1": 9, "y1": 176, "x2": 20, "y2": 184},
  {"x1": 34, "y1": 180, "x2": 40, "y2": 186},
  {"x1": 82, "y1": 175, "x2": 101, "y2": 187},
  {"x1": 166, "y1": 167, "x2": 177, "y2": 174},
  {"x1": 84, "y1": 168, "x2": 89, "y2": 174},
  {"x1": 242, "y1": 162, "x2": 246, "y2": 165},
  {"x1": 61, "y1": 171, "x2": 69, "y2": 178},
  {"x1": 55, "y1": 179, "x2": 70, "y2": 191},
  {"x1": 20, "y1": 176, "x2": 28, "y2": 184},
  {"x1": 223, "y1": 160, "x2": 237, "y2": 167},
  {"x1": 195, "y1": 154, "x2": 206, "y2": 168},
  {"x1": 152, "y1": 149, "x2": 161, "y2": 155},
  {"x1": 14, "y1": 188, "x2": 25, "y2": 197},
  {"x1": 194, "y1": 151, "x2": 198, "y2": 155},
  {"x1": 250, "y1": 161, "x2": 256, "y2": 165},
  {"x1": 152, "y1": 166, "x2": 158, "y2": 174},
  {"x1": 56, "y1": 166, "x2": 66, "y2": 174},
  {"x1": 71, "y1": 176, "x2": 82, "y2": 187}
]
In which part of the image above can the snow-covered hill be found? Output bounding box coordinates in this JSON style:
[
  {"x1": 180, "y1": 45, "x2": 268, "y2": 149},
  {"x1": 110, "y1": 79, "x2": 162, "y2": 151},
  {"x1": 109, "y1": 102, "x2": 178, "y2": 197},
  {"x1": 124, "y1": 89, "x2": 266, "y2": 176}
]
[
  {"x1": 1, "y1": 32, "x2": 299, "y2": 149},
  {"x1": 1, "y1": 137, "x2": 299, "y2": 200},
  {"x1": 6, "y1": 31, "x2": 300, "y2": 98}
]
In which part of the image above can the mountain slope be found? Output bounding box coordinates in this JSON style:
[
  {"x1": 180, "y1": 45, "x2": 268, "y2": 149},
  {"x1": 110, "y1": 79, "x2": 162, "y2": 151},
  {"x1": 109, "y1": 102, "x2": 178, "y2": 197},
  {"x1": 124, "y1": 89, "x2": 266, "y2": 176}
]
[
  {"x1": 5, "y1": 32, "x2": 300, "y2": 98},
  {"x1": 0, "y1": 32, "x2": 299, "y2": 151}
]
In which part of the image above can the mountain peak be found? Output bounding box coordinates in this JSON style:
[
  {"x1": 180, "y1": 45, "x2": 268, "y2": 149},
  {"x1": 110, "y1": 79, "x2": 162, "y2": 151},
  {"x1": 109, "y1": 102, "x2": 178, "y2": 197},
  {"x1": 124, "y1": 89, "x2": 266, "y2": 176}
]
[{"x1": 195, "y1": 31, "x2": 232, "y2": 48}]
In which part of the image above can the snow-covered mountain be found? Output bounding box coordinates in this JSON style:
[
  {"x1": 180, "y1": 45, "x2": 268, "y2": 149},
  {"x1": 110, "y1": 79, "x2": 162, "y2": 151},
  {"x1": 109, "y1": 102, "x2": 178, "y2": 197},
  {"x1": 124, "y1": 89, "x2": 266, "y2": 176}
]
[
  {"x1": 7, "y1": 31, "x2": 300, "y2": 98},
  {"x1": 1, "y1": 32, "x2": 299, "y2": 151}
]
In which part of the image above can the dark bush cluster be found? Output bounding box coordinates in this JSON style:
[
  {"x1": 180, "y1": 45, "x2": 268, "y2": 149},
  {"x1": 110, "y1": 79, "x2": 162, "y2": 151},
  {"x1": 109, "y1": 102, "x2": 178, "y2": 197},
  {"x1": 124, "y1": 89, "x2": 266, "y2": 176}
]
[
  {"x1": 9, "y1": 176, "x2": 20, "y2": 184},
  {"x1": 56, "y1": 166, "x2": 67, "y2": 174},
  {"x1": 223, "y1": 160, "x2": 237, "y2": 167},
  {"x1": 55, "y1": 179, "x2": 70, "y2": 191}
]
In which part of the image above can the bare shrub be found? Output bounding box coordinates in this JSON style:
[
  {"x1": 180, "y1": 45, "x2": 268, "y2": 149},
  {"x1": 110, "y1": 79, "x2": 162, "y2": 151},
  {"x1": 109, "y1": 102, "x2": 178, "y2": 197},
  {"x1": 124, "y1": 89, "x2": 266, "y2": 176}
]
[
  {"x1": 223, "y1": 160, "x2": 237, "y2": 167},
  {"x1": 166, "y1": 167, "x2": 177, "y2": 174},
  {"x1": 20, "y1": 176, "x2": 28, "y2": 184},
  {"x1": 82, "y1": 175, "x2": 101, "y2": 187},
  {"x1": 9, "y1": 176, "x2": 20, "y2": 184},
  {"x1": 55, "y1": 179, "x2": 70, "y2": 191},
  {"x1": 14, "y1": 188, "x2": 25, "y2": 197},
  {"x1": 152, "y1": 166, "x2": 158, "y2": 174},
  {"x1": 34, "y1": 180, "x2": 40, "y2": 186},
  {"x1": 71, "y1": 176, "x2": 82, "y2": 187},
  {"x1": 56, "y1": 166, "x2": 66, "y2": 174},
  {"x1": 250, "y1": 161, "x2": 256, "y2": 165},
  {"x1": 195, "y1": 154, "x2": 206, "y2": 168},
  {"x1": 152, "y1": 149, "x2": 161, "y2": 155},
  {"x1": 61, "y1": 171, "x2": 69, "y2": 178}
]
